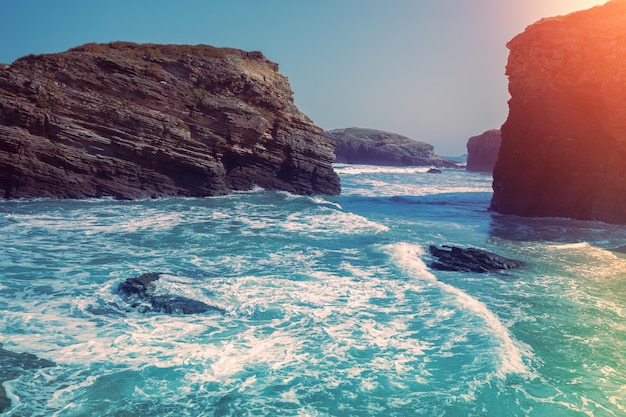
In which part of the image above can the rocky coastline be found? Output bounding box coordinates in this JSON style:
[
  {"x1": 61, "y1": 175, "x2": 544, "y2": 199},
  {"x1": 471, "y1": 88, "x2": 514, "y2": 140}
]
[
  {"x1": 0, "y1": 42, "x2": 340, "y2": 199},
  {"x1": 327, "y1": 127, "x2": 456, "y2": 167},
  {"x1": 491, "y1": 1, "x2": 626, "y2": 224}
]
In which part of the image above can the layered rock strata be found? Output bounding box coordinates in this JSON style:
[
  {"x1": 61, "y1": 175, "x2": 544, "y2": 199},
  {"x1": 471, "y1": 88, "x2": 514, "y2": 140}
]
[
  {"x1": 466, "y1": 129, "x2": 501, "y2": 173},
  {"x1": 327, "y1": 127, "x2": 456, "y2": 167},
  {"x1": 0, "y1": 42, "x2": 340, "y2": 199},
  {"x1": 491, "y1": 1, "x2": 626, "y2": 223}
]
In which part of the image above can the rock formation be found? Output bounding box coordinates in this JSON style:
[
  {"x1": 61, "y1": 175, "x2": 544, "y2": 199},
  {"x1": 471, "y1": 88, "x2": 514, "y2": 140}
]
[
  {"x1": 116, "y1": 272, "x2": 224, "y2": 315},
  {"x1": 466, "y1": 129, "x2": 501, "y2": 173},
  {"x1": 0, "y1": 42, "x2": 340, "y2": 199},
  {"x1": 491, "y1": 1, "x2": 626, "y2": 224},
  {"x1": 428, "y1": 245, "x2": 525, "y2": 273},
  {"x1": 326, "y1": 127, "x2": 457, "y2": 167}
]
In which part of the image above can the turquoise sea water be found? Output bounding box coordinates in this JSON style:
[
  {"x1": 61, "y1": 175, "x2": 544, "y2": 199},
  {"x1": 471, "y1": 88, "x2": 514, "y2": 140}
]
[{"x1": 1, "y1": 165, "x2": 625, "y2": 416}]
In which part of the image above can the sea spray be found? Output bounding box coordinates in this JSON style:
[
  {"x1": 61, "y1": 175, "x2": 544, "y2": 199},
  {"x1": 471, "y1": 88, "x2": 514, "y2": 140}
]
[
  {"x1": 384, "y1": 242, "x2": 532, "y2": 378},
  {"x1": 1, "y1": 166, "x2": 625, "y2": 416}
]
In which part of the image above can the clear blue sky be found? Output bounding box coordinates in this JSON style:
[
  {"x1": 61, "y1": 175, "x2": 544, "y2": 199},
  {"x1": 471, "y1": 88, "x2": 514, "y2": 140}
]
[{"x1": 0, "y1": 0, "x2": 606, "y2": 155}]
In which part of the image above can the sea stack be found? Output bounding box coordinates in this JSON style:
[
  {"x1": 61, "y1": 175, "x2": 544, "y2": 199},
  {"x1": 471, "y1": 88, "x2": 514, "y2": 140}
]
[
  {"x1": 491, "y1": 0, "x2": 626, "y2": 224},
  {"x1": 466, "y1": 129, "x2": 501, "y2": 173},
  {"x1": 0, "y1": 42, "x2": 340, "y2": 199}
]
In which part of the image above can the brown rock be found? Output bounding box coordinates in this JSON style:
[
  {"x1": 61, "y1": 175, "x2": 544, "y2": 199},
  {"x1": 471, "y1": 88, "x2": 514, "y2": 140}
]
[
  {"x1": 491, "y1": 1, "x2": 626, "y2": 224},
  {"x1": 0, "y1": 42, "x2": 340, "y2": 199},
  {"x1": 466, "y1": 129, "x2": 501, "y2": 173}
]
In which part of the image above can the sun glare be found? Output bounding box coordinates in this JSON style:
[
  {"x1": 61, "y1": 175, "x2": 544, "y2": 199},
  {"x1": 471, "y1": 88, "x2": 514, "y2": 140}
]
[
  {"x1": 556, "y1": 0, "x2": 609, "y2": 13},
  {"x1": 530, "y1": 0, "x2": 608, "y2": 18}
]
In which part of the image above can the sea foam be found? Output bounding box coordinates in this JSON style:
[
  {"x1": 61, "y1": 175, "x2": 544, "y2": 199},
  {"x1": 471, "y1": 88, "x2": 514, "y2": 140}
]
[{"x1": 384, "y1": 242, "x2": 531, "y2": 378}]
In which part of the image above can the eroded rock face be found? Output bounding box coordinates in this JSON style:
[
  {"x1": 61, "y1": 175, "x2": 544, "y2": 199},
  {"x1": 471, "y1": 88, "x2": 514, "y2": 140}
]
[
  {"x1": 326, "y1": 127, "x2": 456, "y2": 167},
  {"x1": 0, "y1": 42, "x2": 340, "y2": 199},
  {"x1": 490, "y1": 1, "x2": 626, "y2": 224},
  {"x1": 466, "y1": 129, "x2": 501, "y2": 173}
]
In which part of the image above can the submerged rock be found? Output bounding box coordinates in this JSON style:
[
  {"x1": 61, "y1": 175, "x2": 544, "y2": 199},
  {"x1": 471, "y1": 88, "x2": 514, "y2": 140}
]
[
  {"x1": 429, "y1": 245, "x2": 525, "y2": 273},
  {"x1": 0, "y1": 42, "x2": 340, "y2": 199},
  {"x1": 116, "y1": 272, "x2": 224, "y2": 315},
  {"x1": 490, "y1": 1, "x2": 626, "y2": 224},
  {"x1": 0, "y1": 344, "x2": 56, "y2": 413},
  {"x1": 326, "y1": 127, "x2": 457, "y2": 167}
]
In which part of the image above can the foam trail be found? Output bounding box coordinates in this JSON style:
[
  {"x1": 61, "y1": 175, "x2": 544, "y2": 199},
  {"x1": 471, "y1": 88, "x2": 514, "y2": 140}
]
[
  {"x1": 333, "y1": 164, "x2": 431, "y2": 175},
  {"x1": 385, "y1": 242, "x2": 530, "y2": 377}
]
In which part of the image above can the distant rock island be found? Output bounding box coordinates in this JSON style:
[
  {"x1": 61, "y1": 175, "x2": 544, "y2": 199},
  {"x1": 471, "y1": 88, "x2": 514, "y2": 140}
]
[
  {"x1": 466, "y1": 129, "x2": 501, "y2": 173},
  {"x1": 326, "y1": 127, "x2": 456, "y2": 167},
  {"x1": 0, "y1": 42, "x2": 340, "y2": 199},
  {"x1": 491, "y1": 0, "x2": 626, "y2": 224}
]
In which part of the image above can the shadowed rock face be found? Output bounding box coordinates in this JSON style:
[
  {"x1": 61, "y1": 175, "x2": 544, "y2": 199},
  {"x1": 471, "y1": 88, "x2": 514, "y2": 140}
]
[
  {"x1": 466, "y1": 129, "x2": 501, "y2": 173},
  {"x1": 491, "y1": 1, "x2": 626, "y2": 224},
  {"x1": 326, "y1": 128, "x2": 457, "y2": 167},
  {"x1": 0, "y1": 42, "x2": 340, "y2": 199}
]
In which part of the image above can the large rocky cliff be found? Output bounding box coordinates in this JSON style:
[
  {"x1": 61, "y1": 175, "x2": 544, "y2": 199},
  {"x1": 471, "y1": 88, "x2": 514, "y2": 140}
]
[
  {"x1": 327, "y1": 127, "x2": 456, "y2": 167},
  {"x1": 491, "y1": 0, "x2": 626, "y2": 223},
  {"x1": 0, "y1": 42, "x2": 340, "y2": 199},
  {"x1": 466, "y1": 129, "x2": 500, "y2": 173}
]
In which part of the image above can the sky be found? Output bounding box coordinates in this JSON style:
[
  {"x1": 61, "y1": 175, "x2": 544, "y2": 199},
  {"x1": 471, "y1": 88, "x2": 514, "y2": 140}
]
[{"x1": 0, "y1": 0, "x2": 609, "y2": 156}]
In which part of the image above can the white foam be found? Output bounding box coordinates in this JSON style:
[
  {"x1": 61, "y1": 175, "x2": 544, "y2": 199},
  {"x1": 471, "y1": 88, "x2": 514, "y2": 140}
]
[
  {"x1": 282, "y1": 209, "x2": 389, "y2": 235},
  {"x1": 334, "y1": 163, "x2": 493, "y2": 198},
  {"x1": 341, "y1": 181, "x2": 491, "y2": 197},
  {"x1": 8, "y1": 207, "x2": 187, "y2": 236},
  {"x1": 333, "y1": 164, "x2": 431, "y2": 175},
  {"x1": 546, "y1": 242, "x2": 592, "y2": 250},
  {"x1": 384, "y1": 242, "x2": 531, "y2": 378},
  {"x1": 545, "y1": 241, "x2": 626, "y2": 285},
  {"x1": 112, "y1": 212, "x2": 185, "y2": 233},
  {"x1": 309, "y1": 195, "x2": 342, "y2": 210},
  {"x1": 48, "y1": 375, "x2": 98, "y2": 409},
  {"x1": 233, "y1": 185, "x2": 266, "y2": 194}
]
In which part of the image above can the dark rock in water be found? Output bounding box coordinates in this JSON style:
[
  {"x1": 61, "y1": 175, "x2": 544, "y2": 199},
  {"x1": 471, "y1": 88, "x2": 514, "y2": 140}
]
[
  {"x1": 116, "y1": 272, "x2": 224, "y2": 315},
  {"x1": 466, "y1": 129, "x2": 501, "y2": 173},
  {"x1": 0, "y1": 344, "x2": 56, "y2": 413},
  {"x1": 117, "y1": 272, "x2": 161, "y2": 296},
  {"x1": 427, "y1": 167, "x2": 442, "y2": 173},
  {"x1": 149, "y1": 295, "x2": 221, "y2": 315},
  {"x1": 326, "y1": 127, "x2": 457, "y2": 167},
  {"x1": 429, "y1": 245, "x2": 525, "y2": 273},
  {"x1": 0, "y1": 42, "x2": 340, "y2": 199},
  {"x1": 490, "y1": 2, "x2": 626, "y2": 224}
]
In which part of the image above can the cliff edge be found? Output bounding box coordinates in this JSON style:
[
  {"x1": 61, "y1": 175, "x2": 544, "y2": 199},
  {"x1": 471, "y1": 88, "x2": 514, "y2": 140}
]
[
  {"x1": 0, "y1": 42, "x2": 340, "y2": 199},
  {"x1": 491, "y1": 1, "x2": 626, "y2": 223}
]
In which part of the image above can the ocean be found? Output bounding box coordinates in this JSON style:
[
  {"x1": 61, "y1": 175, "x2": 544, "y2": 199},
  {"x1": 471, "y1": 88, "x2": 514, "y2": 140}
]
[{"x1": 1, "y1": 164, "x2": 625, "y2": 416}]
